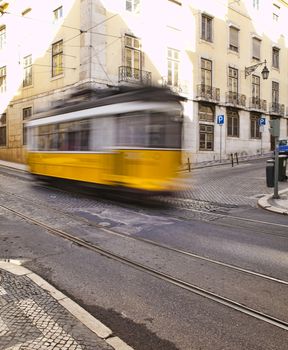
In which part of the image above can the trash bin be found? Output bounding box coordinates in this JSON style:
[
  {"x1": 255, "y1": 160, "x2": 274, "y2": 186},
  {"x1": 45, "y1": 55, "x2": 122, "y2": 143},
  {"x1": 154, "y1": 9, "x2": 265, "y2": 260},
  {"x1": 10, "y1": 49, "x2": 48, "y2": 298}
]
[
  {"x1": 266, "y1": 159, "x2": 274, "y2": 187},
  {"x1": 278, "y1": 155, "x2": 287, "y2": 181}
]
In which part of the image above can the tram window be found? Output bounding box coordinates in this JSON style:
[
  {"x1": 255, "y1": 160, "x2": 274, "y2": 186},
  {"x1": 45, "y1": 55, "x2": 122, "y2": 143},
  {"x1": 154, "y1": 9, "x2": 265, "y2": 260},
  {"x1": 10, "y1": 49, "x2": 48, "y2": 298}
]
[
  {"x1": 34, "y1": 119, "x2": 90, "y2": 151},
  {"x1": 58, "y1": 119, "x2": 90, "y2": 151},
  {"x1": 90, "y1": 117, "x2": 114, "y2": 150},
  {"x1": 147, "y1": 113, "x2": 166, "y2": 148},
  {"x1": 79, "y1": 119, "x2": 90, "y2": 151},
  {"x1": 148, "y1": 112, "x2": 182, "y2": 149},
  {"x1": 117, "y1": 114, "x2": 149, "y2": 147},
  {"x1": 49, "y1": 125, "x2": 59, "y2": 150},
  {"x1": 38, "y1": 125, "x2": 51, "y2": 150}
]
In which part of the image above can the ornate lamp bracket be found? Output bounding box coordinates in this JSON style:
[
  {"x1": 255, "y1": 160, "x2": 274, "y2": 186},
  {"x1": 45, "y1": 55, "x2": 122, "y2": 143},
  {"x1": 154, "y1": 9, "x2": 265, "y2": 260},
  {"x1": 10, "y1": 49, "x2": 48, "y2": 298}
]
[{"x1": 245, "y1": 60, "x2": 269, "y2": 79}]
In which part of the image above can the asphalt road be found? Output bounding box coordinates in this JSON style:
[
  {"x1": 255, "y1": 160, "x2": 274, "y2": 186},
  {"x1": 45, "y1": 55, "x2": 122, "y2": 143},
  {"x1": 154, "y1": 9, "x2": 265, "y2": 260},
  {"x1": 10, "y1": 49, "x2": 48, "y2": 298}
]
[{"x1": 0, "y1": 159, "x2": 287, "y2": 350}]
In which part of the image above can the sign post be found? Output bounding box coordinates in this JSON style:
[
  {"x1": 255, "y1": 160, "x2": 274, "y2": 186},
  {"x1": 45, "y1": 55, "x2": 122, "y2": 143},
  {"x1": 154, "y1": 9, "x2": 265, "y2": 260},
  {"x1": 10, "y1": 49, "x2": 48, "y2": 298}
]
[
  {"x1": 269, "y1": 119, "x2": 280, "y2": 199},
  {"x1": 258, "y1": 117, "x2": 266, "y2": 156},
  {"x1": 217, "y1": 115, "x2": 225, "y2": 162}
]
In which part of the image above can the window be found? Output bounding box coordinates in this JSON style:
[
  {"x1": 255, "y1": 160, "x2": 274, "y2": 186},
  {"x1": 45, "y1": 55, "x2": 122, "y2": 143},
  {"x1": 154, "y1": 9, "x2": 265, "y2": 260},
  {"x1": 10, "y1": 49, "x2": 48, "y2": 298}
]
[
  {"x1": 229, "y1": 26, "x2": 239, "y2": 52},
  {"x1": 201, "y1": 14, "x2": 213, "y2": 42},
  {"x1": 250, "y1": 113, "x2": 260, "y2": 139},
  {"x1": 36, "y1": 120, "x2": 91, "y2": 152},
  {"x1": 273, "y1": 4, "x2": 280, "y2": 22},
  {"x1": 199, "y1": 124, "x2": 214, "y2": 151},
  {"x1": 252, "y1": 74, "x2": 260, "y2": 100},
  {"x1": 199, "y1": 104, "x2": 214, "y2": 122},
  {"x1": 126, "y1": 0, "x2": 140, "y2": 13},
  {"x1": 23, "y1": 55, "x2": 32, "y2": 87},
  {"x1": 0, "y1": 66, "x2": 6, "y2": 93},
  {"x1": 0, "y1": 113, "x2": 6, "y2": 146},
  {"x1": 272, "y1": 81, "x2": 279, "y2": 104},
  {"x1": 227, "y1": 109, "x2": 239, "y2": 137},
  {"x1": 253, "y1": 0, "x2": 259, "y2": 9},
  {"x1": 124, "y1": 35, "x2": 141, "y2": 79},
  {"x1": 52, "y1": 40, "x2": 63, "y2": 77},
  {"x1": 201, "y1": 58, "x2": 212, "y2": 87},
  {"x1": 0, "y1": 26, "x2": 6, "y2": 50},
  {"x1": 273, "y1": 13, "x2": 279, "y2": 21},
  {"x1": 228, "y1": 67, "x2": 238, "y2": 94},
  {"x1": 272, "y1": 47, "x2": 279, "y2": 69},
  {"x1": 199, "y1": 104, "x2": 214, "y2": 151},
  {"x1": 252, "y1": 37, "x2": 261, "y2": 60},
  {"x1": 117, "y1": 112, "x2": 182, "y2": 149},
  {"x1": 167, "y1": 48, "x2": 179, "y2": 87},
  {"x1": 53, "y1": 6, "x2": 63, "y2": 21},
  {"x1": 23, "y1": 107, "x2": 32, "y2": 145},
  {"x1": 22, "y1": 8, "x2": 31, "y2": 16}
]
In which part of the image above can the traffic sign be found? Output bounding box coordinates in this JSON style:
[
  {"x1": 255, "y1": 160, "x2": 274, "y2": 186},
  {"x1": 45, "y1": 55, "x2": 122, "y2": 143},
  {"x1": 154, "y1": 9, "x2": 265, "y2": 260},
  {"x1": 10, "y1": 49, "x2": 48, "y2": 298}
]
[
  {"x1": 259, "y1": 117, "x2": 266, "y2": 126},
  {"x1": 217, "y1": 115, "x2": 224, "y2": 125}
]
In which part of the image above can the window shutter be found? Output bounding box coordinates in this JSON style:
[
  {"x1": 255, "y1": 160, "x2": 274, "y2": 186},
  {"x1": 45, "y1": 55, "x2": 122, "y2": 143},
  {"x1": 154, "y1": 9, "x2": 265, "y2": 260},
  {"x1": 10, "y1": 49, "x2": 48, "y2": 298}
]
[
  {"x1": 230, "y1": 27, "x2": 239, "y2": 49},
  {"x1": 252, "y1": 38, "x2": 261, "y2": 59}
]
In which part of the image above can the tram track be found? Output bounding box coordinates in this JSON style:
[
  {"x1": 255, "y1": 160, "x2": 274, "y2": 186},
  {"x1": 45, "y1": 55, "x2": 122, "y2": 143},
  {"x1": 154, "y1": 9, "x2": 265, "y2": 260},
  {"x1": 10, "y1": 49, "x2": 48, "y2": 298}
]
[
  {"x1": 1, "y1": 165, "x2": 288, "y2": 234},
  {"x1": 1, "y1": 201, "x2": 288, "y2": 332},
  {"x1": 1, "y1": 169, "x2": 288, "y2": 321},
  {"x1": 0, "y1": 185, "x2": 288, "y2": 286}
]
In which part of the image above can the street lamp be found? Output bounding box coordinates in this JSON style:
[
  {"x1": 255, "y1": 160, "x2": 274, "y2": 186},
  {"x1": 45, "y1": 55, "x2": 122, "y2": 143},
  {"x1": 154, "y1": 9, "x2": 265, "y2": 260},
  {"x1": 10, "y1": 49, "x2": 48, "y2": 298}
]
[{"x1": 245, "y1": 60, "x2": 269, "y2": 79}]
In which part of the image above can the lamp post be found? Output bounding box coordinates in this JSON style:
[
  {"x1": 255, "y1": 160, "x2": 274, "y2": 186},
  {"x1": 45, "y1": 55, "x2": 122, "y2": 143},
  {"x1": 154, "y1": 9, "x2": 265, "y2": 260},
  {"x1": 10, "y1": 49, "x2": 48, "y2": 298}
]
[{"x1": 245, "y1": 59, "x2": 270, "y2": 79}]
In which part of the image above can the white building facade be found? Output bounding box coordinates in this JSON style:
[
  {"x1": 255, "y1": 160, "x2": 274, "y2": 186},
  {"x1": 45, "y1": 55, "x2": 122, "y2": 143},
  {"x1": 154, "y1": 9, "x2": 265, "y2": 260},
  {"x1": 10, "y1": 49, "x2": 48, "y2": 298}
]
[{"x1": 0, "y1": 0, "x2": 288, "y2": 164}]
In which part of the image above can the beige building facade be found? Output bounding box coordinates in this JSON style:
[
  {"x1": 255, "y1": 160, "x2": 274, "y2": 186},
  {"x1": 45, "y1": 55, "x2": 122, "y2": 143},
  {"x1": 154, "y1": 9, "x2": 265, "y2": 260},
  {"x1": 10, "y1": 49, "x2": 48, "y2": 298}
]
[{"x1": 0, "y1": 0, "x2": 288, "y2": 164}]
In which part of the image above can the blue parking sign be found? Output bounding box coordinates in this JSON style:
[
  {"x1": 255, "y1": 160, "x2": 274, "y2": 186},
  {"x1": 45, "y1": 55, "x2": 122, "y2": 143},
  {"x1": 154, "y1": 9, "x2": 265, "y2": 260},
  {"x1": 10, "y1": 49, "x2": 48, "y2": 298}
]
[
  {"x1": 217, "y1": 115, "x2": 224, "y2": 125},
  {"x1": 259, "y1": 117, "x2": 266, "y2": 126}
]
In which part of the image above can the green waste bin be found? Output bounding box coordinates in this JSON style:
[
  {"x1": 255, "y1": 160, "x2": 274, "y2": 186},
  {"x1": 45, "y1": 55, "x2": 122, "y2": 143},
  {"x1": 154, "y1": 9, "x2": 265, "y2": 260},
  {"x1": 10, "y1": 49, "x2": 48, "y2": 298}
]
[{"x1": 266, "y1": 159, "x2": 274, "y2": 187}]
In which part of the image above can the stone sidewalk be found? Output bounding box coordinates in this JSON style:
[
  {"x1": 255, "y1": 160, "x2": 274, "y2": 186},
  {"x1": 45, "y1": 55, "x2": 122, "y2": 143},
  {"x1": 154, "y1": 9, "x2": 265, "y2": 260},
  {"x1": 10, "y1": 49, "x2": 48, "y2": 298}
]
[{"x1": 0, "y1": 261, "x2": 133, "y2": 350}]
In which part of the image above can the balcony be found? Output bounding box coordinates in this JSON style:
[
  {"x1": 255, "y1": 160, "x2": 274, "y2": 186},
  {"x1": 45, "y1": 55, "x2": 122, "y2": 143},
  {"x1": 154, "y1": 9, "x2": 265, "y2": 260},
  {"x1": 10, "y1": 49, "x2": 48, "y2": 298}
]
[
  {"x1": 269, "y1": 102, "x2": 285, "y2": 116},
  {"x1": 225, "y1": 91, "x2": 246, "y2": 108},
  {"x1": 196, "y1": 84, "x2": 220, "y2": 103},
  {"x1": 118, "y1": 66, "x2": 152, "y2": 85},
  {"x1": 249, "y1": 97, "x2": 267, "y2": 112}
]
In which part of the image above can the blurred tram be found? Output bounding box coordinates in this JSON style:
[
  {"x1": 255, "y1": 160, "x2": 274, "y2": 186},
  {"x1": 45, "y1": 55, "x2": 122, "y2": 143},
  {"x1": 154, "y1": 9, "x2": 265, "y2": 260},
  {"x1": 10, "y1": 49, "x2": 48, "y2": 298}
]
[{"x1": 26, "y1": 86, "x2": 184, "y2": 195}]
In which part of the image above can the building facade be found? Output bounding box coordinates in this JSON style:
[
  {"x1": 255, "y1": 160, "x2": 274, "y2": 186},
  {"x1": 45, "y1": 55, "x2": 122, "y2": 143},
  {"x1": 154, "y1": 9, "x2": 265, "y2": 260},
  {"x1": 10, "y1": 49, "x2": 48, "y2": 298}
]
[{"x1": 0, "y1": 0, "x2": 288, "y2": 164}]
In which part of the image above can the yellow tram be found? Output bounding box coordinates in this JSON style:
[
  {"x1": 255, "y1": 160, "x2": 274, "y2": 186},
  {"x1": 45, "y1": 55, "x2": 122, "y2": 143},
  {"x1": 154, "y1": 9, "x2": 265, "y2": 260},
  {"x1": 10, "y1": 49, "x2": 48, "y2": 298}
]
[{"x1": 26, "y1": 86, "x2": 184, "y2": 194}]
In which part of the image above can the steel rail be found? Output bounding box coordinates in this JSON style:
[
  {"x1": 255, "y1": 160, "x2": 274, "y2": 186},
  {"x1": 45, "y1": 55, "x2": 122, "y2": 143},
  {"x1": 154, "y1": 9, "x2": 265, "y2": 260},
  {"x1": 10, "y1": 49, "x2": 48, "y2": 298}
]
[
  {"x1": 0, "y1": 186, "x2": 288, "y2": 287},
  {"x1": 1, "y1": 203, "x2": 288, "y2": 332}
]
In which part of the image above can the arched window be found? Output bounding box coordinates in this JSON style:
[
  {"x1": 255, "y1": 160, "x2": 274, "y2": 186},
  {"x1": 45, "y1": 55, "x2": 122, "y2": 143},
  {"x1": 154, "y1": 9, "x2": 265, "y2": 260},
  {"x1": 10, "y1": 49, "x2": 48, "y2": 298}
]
[{"x1": 198, "y1": 104, "x2": 214, "y2": 122}]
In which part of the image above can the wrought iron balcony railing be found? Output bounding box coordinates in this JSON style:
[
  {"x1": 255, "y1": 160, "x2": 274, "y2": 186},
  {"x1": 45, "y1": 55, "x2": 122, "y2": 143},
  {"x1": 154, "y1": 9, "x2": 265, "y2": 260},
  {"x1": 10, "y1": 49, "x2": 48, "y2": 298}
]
[
  {"x1": 249, "y1": 97, "x2": 267, "y2": 111},
  {"x1": 225, "y1": 91, "x2": 246, "y2": 107},
  {"x1": 269, "y1": 102, "x2": 285, "y2": 116},
  {"x1": 161, "y1": 77, "x2": 190, "y2": 95},
  {"x1": 196, "y1": 84, "x2": 220, "y2": 102},
  {"x1": 118, "y1": 66, "x2": 152, "y2": 85}
]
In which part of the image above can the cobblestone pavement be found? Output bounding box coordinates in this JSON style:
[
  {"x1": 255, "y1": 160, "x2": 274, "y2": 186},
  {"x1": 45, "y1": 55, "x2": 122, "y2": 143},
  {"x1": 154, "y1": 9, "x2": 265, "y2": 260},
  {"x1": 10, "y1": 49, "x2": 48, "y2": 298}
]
[
  {"x1": 176, "y1": 159, "x2": 288, "y2": 208},
  {"x1": 0, "y1": 264, "x2": 126, "y2": 350}
]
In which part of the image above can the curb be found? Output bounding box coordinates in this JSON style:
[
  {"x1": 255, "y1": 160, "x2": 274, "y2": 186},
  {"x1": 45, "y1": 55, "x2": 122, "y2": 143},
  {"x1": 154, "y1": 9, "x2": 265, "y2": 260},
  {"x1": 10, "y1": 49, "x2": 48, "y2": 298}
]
[
  {"x1": 0, "y1": 260, "x2": 134, "y2": 350},
  {"x1": 0, "y1": 161, "x2": 27, "y2": 172},
  {"x1": 257, "y1": 189, "x2": 288, "y2": 215}
]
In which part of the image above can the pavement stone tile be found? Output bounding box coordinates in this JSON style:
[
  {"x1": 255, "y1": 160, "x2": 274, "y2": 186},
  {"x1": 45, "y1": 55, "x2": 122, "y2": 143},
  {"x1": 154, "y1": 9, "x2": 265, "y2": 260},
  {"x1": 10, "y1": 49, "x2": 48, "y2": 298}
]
[{"x1": 0, "y1": 267, "x2": 116, "y2": 350}]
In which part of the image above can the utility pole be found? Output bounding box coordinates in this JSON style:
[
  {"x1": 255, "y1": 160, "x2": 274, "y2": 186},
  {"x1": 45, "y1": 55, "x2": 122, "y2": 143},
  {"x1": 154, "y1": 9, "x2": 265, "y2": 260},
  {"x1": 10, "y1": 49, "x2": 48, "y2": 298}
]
[
  {"x1": 274, "y1": 136, "x2": 279, "y2": 199},
  {"x1": 269, "y1": 119, "x2": 280, "y2": 199}
]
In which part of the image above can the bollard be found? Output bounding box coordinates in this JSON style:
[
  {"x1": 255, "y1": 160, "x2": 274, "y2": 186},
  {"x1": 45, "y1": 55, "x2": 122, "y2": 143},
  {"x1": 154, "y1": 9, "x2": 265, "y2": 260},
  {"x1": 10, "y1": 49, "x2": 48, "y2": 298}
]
[
  {"x1": 231, "y1": 153, "x2": 234, "y2": 167},
  {"x1": 187, "y1": 157, "x2": 191, "y2": 172},
  {"x1": 235, "y1": 152, "x2": 239, "y2": 165}
]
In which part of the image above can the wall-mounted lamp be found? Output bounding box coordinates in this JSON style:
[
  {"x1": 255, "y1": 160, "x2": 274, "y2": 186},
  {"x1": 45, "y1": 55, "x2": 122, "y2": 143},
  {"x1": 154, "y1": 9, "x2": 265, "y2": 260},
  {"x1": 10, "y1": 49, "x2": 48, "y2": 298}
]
[{"x1": 245, "y1": 60, "x2": 269, "y2": 80}]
